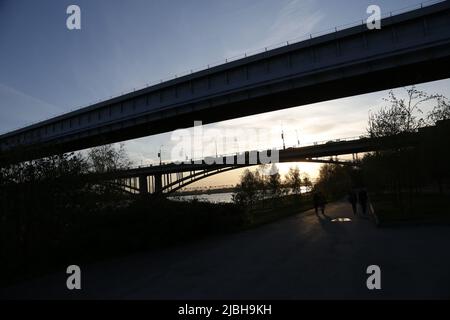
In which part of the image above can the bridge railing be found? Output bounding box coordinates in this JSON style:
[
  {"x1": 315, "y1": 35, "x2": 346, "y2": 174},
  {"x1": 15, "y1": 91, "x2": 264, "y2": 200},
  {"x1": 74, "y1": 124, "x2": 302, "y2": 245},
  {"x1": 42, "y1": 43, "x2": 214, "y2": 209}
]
[
  {"x1": 125, "y1": 134, "x2": 369, "y2": 170},
  {"x1": 1, "y1": 0, "x2": 445, "y2": 135}
]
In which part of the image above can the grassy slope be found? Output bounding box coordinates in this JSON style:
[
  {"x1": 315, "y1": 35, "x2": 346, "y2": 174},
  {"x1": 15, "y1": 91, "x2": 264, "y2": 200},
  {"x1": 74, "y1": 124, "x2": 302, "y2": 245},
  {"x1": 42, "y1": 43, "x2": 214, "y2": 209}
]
[
  {"x1": 1, "y1": 193, "x2": 313, "y2": 287},
  {"x1": 371, "y1": 192, "x2": 450, "y2": 225}
]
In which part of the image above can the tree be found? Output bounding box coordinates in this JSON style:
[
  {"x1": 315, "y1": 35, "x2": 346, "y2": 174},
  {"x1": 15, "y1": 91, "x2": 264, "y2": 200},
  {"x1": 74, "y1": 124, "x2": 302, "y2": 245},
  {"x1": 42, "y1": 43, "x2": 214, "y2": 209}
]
[
  {"x1": 364, "y1": 87, "x2": 449, "y2": 197},
  {"x1": 0, "y1": 152, "x2": 88, "y2": 185},
  {"x1": 285, "y1": 166, "x2": 302, "y2": 194},
  {"x1": 267, "y1": 164, "x2": 282, "y2": 198},
  {"x1": 314, "y1": 164, "x2": 353, "y2": 199},
  {"x1": 232, "y1": 169, "x2": 263, "y2": 207},
  {"x1": 302, "y1": 173, "x2": 313, "y2": 191},
  {"x1": 427, "y1": 96, "x2": 450, "y2": 124},
  {"x1": 87, "y1": 143, "x2": 132, "y2": 173},
  {"x1": 367, "y1": 86, "x2": 440, "y2": 138}
]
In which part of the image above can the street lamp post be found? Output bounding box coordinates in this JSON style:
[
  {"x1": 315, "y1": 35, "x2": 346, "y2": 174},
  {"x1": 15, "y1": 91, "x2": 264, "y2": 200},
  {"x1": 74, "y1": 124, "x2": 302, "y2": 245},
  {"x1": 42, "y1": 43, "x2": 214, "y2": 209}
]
[
  {"x1": 296, "y1": 129, "x2": 301, "y2": 147},
  {"x1": 158, "y1": 145, "x2": 163, "y2": 165}
]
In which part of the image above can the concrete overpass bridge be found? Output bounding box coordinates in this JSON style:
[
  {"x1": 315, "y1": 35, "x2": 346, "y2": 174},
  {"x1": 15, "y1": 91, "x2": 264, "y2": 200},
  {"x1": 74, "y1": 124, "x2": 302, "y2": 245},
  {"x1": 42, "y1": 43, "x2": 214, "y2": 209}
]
[
  {"x1": 94, "y1": 132, "x2": 420, "y2": 195},
  {"x1": 1, "y1": 1, "x2": 450, "y2": 164}
]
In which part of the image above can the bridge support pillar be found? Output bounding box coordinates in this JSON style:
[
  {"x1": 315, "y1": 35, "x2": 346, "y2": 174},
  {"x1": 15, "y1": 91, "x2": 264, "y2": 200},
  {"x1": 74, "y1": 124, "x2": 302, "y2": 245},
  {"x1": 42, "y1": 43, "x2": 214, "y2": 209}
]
[
  {"x1": 154, "y1": 174, "x2": 163, "y2": 193},
  {"x1": 139, "y1": 175, "x2": 148, "y2": 194}
]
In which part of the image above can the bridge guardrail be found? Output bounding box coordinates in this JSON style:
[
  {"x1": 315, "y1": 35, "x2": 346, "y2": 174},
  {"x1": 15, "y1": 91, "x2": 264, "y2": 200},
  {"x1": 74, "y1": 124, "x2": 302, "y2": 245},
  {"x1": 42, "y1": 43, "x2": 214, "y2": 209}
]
[{"x1": 125, "y1": 135, "x2": 369, "y2": 169}]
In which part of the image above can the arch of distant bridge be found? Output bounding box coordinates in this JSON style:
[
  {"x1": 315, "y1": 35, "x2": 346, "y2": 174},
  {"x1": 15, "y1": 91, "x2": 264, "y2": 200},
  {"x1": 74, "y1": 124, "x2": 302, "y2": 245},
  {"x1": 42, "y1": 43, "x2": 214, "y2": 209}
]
[{"x1": 114, "y1": 158, "x2": 357, "y2": 195}]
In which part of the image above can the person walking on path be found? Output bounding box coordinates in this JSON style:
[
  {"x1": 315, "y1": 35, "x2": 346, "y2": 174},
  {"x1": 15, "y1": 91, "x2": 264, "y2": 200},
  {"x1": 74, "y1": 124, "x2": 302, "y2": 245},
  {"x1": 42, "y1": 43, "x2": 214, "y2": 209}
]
[
  {"x1": 313, "y1": 191, "x2": 327, "y2": 216},
  {"x1": 348, "y1": 190, "x2": 358, "y2": 215},
  {"x1": 313, "y1": 192, "x2": 320, "y2": 215},
  {"x1": 358, "y1": 189, "x2": 368, "y2": 216},
  {"x1": 318, "y1": 192, "x2": 327, "y2": 216}
]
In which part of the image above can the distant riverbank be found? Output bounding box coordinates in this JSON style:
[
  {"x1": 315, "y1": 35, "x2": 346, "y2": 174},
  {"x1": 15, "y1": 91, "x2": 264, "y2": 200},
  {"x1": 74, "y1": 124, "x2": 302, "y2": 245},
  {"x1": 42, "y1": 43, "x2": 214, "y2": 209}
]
[
  {"x1": 169, "y1": 192, "x2": 235, "y2": 203},
  {"x1": 169, "y1": 186, "x2": 312, "y2": 204}
]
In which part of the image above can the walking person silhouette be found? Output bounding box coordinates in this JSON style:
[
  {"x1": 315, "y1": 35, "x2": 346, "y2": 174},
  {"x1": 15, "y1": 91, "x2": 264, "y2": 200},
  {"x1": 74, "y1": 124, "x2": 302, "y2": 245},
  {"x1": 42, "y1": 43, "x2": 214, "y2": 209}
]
[
  {"x1": 348, "y1": 190, "x2": 357, "y2": 215},
  {"x1": 313, "y1": 191, "x2": 327, "y2": 218},
  {"x1": 358, "y1": 189, "x2": 368, "y2": 216}
]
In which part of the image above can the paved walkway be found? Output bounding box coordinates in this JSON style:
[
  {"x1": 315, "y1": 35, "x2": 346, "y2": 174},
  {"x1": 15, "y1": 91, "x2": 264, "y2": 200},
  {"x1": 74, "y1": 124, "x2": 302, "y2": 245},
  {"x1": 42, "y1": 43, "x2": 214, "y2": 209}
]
[{"x1": 2, "y1": 201, "x2": 450, "y2": 299}]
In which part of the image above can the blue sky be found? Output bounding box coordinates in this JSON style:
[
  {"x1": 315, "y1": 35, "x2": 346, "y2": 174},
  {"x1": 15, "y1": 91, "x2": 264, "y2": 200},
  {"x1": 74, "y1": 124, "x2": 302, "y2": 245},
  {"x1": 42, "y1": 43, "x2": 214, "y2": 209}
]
[{"x1": 1, "y1": 0, "x2": 449, "y2": 185}]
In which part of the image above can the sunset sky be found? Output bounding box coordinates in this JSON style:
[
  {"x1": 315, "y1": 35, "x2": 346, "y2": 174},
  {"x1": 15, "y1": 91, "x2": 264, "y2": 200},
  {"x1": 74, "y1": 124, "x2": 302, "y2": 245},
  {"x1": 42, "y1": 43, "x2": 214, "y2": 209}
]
[{"x1": 1, "y1": 0, "x2": 449, "y2": 187}]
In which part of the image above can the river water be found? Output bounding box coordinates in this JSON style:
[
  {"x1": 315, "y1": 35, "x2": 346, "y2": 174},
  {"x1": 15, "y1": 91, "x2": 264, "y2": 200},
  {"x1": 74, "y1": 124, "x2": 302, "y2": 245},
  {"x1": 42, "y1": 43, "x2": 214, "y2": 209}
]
[
  {"x1": 168, "y1": 186, "x2": 312, "y2": 204},
  {"x1": 168, "y1": 192, "x2": 235, "y2": 203}
]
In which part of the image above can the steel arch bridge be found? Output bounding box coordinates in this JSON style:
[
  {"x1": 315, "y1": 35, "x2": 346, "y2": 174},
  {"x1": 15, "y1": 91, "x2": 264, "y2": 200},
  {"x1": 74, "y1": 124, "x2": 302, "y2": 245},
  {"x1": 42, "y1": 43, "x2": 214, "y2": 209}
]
[
  {"x1": 111, "y1": 158, "x2": 357, "y2": 196},
  {"x1": 91, "y1": 129, "x2": 427, "y2": 196}
]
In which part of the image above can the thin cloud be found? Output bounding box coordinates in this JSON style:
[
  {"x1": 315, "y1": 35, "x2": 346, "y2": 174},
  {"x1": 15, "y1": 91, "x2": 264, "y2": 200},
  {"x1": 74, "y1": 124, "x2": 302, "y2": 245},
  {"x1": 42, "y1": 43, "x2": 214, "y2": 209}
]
[
  {"x1": 265, "y1": 0, "x2": 325, "y2": 45},
  {"x1": 0, "y1": 83, "x2": 61, "y2": 132},
  {"x1": 223, "y1": 0, "x2": 325, "y2": 58}
]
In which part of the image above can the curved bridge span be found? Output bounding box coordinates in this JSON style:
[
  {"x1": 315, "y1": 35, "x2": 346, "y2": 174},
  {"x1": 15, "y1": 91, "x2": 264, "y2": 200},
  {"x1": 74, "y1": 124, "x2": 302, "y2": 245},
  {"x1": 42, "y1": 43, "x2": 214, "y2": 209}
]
[{"x1": 94, "y1": 133, "x2": 421, "y2": 195}]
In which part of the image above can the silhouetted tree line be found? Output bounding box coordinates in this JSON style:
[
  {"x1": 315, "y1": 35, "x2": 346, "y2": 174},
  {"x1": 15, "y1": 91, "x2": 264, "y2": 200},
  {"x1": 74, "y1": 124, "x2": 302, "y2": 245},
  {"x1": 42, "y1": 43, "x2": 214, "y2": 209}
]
[
  {"x1": 2, "y1": 144, "x2": 247, "y2": 286},
  {"x1": 231, "y1": 164, "x2": 314, "y2": 227},
  {"x1": 364, "y1": 86, "x2": 450, "y2": 195},
  {"x1": 0, "y1": 144, "x2": 137, "y2": 285},
  {"x1": 367, "y1": 86, "x2": 449, "y2": 138},
  {"x1": 313, "y1": 163, "x2": 363, "y2": 200},
  {"x1": 233, "y1": 164, "x2": 313, "y2": 208},
  {"x1": 314, "y1": 86, "x2": 450, "y2": 207}
]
